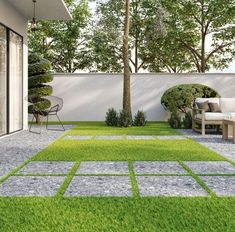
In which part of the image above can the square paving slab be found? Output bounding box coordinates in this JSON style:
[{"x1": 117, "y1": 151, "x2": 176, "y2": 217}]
[
  {"x1": 136, "y1": 176, "x2": 208, "y2": 197},
  {"x1": 64, "y1": 135, "x2": 93, "y2": 140},
  {"x1": 0, "y1": 161, "x2": 23, "y2": 179},
  {"x1": 126, "y1": 136, "x2": 154, "y2": 140},
  {"x1": 65, "y1": 176, "x2": 132, "y2": 197},
  {"x1": 156, "y1": 136, "x2": 186, "y2": 140},
  {"x1": 184, "y1": 161, "x2": 235, "y2": 174},
  {"x1": 96, "y1": 135, "x2": 123, "y2": 140},
  {"x1": 17, "y1": 161, "x2": 75, "y2": 175},
  {"x1": 134, "y1": 161, "x2": 187, "y2": 174},
  {"x1": 76, "y1": 161, "x2": 129, "y2": 175},
  {"x1": 200, "y1": 176, "x2": 235, "y2": 196},
  {"x1": 0, "y1": 176, "x2": 66, "y2": 197}
]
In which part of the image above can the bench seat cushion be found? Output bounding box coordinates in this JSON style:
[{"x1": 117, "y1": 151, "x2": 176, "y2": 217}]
[{"x1": 195, "y1": 113, "x2": 235, "y2": 121}]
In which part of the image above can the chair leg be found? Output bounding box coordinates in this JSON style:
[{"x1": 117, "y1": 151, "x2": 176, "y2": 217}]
[
  {"x1": 46, "y1": 113, "x2": 65, "y2": 131},
  {"x1": 56, "y1": 113, "x2": 65, "y2": 131},
  {"x1": 201, "y1": 122, "x2": 205, "y2": 136},
  {"x1": 29, "y1": 114, "x2": 41, "y2": 134}
]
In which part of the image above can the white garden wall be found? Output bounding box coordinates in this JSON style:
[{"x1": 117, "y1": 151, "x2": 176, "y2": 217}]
[{"x1": 52, "y1": 73, "x2": 235, "y2": 121}]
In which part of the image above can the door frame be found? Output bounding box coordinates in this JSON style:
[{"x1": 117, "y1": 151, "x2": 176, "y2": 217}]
[{"x1": 0, "y1": 22, "x2": 24, "y2": 137}]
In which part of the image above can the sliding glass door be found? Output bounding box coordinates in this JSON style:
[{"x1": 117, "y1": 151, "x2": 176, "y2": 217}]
[
  {"x1": 0, "y1": 25, "x2": 7, "y2": 136},
  {"x1": 9, "y1": 31, "x2": 23, "y2": 133},
  {"x1": 0, "y1": 23, "x2": 23, "y2": 136}
]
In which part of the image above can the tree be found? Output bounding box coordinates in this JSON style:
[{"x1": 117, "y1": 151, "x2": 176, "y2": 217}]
[
  {"x1": 28, "y1": 53, "x2": 53, "y2": 124},
  {"x1": 161, "y1": 0, "x2": 235, "y2": 73},
  {"x1": 123, "y1": 0, "x2": 132, "y2": 116},
  {"x1": 89, "y1": 0, "x2": 167, "y2": 73},
  {"x1": 28, "y1": 0, "x2": 91, "y2": 73}
]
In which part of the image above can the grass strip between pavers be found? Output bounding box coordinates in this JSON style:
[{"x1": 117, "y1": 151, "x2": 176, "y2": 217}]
[
  {"x1": 56, "y1": 162, "x2": 81, "y2": 198},
  {"x1": 179, "y1": 161, "x2": 216, "y2": 197}
]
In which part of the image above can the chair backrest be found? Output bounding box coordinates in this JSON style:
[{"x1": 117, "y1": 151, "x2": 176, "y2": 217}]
[{"x1": 43, "y1": 96, "x2": 64, "y2": 112}]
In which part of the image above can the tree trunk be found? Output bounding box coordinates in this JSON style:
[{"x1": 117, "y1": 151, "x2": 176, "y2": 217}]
[{"x1": 123, "y1": 0, "x2": 132, "y2": 116}]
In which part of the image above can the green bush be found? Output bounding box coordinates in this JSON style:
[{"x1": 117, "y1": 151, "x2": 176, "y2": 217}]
[
  {"x1": 105, "y1": 108, "x2": 119, "y2": 126},
  {"x1": 28, "y1": 53, "x2": 53, "y2": 123},
  {"x1": 133, "y1": 110, "x2": 147, "y2": 126},
  {"x1": 182, "y1": 111, "x2": 192, "y2": 129},
  {"x1": 168, "y1": 111, "x2": 181, "y2": 129},
  {"x1": 161, "y1": 84, "x2": 220, "y2": 114},
  {"x1": 118, "y1": 110, "x2": 133, "y2": 127}
]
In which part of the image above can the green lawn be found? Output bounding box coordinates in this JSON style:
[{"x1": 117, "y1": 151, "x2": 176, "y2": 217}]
[{"x1": 0, "y1": 122, "x2": 234, "y2": 231}]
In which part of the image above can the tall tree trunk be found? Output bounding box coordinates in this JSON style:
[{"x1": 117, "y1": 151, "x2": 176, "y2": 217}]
[{"x1": 123, "y1": 0, "x2": 132, "y2": 115}]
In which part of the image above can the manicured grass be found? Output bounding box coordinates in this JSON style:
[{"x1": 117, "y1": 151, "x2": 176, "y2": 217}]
[
  {"x1": 34, "y1": 139, "x2": 226, "y2": 161},
  {"x1": 0, "y1": 122, "x2": 234, "y2": 231},
  {"x1": 0, "y1": 198, "x2": 234, "y2": 231},
  {"x1": 66, "y1": 121, "x2": 180, "y2": 135}
]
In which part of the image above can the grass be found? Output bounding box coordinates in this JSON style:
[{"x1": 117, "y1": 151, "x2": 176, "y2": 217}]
[
  {"x1": 65, "y1": 121, "x2": 181, "y2": 135},
  {"x1": 0, "y1": 122, "x2": 234, "y2": 231},
  {"x1": 34, "y1": 139, "x2": 226, "y2": 161},
  {"x1": 0, "y1": 198, "x2": 234, "y2": 231}
]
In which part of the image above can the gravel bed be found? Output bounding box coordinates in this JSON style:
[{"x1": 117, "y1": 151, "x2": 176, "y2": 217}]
[
  {"x1": 0, "y1": 125, "x2": 73, "y2": 179},
  {"x1": 179, "y1": 129, "x2": 235, "y2": 162}
]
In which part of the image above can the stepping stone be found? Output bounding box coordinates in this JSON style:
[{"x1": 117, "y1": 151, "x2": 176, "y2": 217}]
[
  {"x1": 76, "y1": 161, "x2": 129, "y2": 175},
  {"x1": 156, "y1": 136, "x2": 186, "y2": 140},
  {"x1": 136, "y1": 176, "x2": 208, "y2": 197},
  {"x1": 96, "y1": 135, "x2": 123, "y2": 140},
  {"x1": 17, "y1": 161, "x2": 75, "y2": 175},
  {"x1": 64, "y1": 135, "x2": 93, "y2": 140},
  {"x1": 65, "y1": 176, "x2": 132, "y2": 197},
  {"x1": 0, "y1": 176, "x2": 66, "y2": 197},
  {"x1": 134, "y1": 161, "x2": 187, "y2": 174},
  {"x1": 0, "y1": 162, "x2": 23, "y2": 179},
  {"x1": 200, "y1": 176, "x2": 235, "y2": 196},
  {"x1": 126, "y1": 136, "x2": 154, "y2": 140},
  {"x1": 184, "y1": 161, "x2": 235, "y2": 174}
]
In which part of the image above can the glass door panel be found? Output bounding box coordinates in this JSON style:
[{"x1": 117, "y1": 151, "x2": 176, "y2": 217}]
[
  {"x1": 9, "y1": 30, "x2": 23, "y2": 133},
  {"x1": 0, "y1": 25, "x2": 7, "y2": 136}
]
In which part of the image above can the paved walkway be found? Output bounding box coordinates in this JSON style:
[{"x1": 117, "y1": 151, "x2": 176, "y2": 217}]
[
  {"x1": 0, "y1": 131, "x2": 234, "y2": 197},
  {"x1": 0, "y1": 125, "x2": 73, "y2": 179},
  {"x1": 0, "y1": 161, "x2": 234, "y2": 197}
]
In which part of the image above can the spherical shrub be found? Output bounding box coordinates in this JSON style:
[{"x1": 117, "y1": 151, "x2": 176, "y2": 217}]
[{"x1": 161, "y1": 84, "x2": 220, "y2": 114}]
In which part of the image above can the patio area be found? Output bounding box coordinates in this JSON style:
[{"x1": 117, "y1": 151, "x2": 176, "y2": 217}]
[
  {"x1": 0, "y1": 123, "x2": 234, "y2": 198},
  {"x1": 0, "y1": 122, "x2": 235, "y2": 231}
]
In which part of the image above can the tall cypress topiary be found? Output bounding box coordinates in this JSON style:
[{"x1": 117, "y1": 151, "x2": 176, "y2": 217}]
[{"x1": 28, "y1": 53, "x2": 53, "y2": 123}]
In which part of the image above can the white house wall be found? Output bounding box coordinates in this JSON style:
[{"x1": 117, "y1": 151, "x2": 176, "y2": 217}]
[
  {"x1": 0, "y1": 0, "x2": 28, "y2": 130},
  {"x1": 52, "y1": 73, "x2": 235, "y2": 121}
]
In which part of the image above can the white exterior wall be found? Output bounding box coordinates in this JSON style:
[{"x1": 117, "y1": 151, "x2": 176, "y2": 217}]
[
  {"x1": 52, "y1": 73, "x2": 235, "y2": 121},
  {"x1": 0, "y1": 1, "x2": 28, "y2": 130}
]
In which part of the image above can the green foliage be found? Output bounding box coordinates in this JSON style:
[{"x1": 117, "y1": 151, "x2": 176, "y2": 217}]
[
  {"x1": 161, "y1": 84, "x2": 220, "y2": 114},
  {"x1": 160, "y1": 0, "x2": 235, "y2": 72},
  {"x1": 105, "y1": 108, "x2": 119, "y2": 127},
  {"x1": 133, "y1": 110, "x2": 147, "y2": 126},
  {"x1": 28, "y1": 0, "x2": 91, "y2": 73},
  {"x1": 168, "y1": 111, "x2": 181, "y2": 129},
  {"x1": 182, "y1": 111, "x2": 192, "y2": 129},
  {"x1": 89, "y1": 0, "x2": 167, "y2": 73},
  {"x1": 118, "y1": 110, "x2": 133, "y2": 127},
  {"x1": 28, "y1": 53, "x2": 53, "y2": 116}
]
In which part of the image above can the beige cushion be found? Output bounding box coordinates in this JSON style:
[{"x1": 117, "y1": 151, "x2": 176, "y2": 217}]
[
  {"x1": 195, "y1": 98, "x2": 220, "y2": 105},
  {"x1": 220, "y1": 98, "x2": 235, "y2": 112},
  {"x1": 196, "y1": 113, "x2": 226, "y2": 121}
]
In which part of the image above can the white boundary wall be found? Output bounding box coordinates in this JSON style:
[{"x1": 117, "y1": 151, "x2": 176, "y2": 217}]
[{"x1": 52, "y1": 73, "x2": 235, "y2": 121}]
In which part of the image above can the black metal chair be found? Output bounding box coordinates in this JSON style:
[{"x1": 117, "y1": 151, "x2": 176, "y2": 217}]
[{"x1": 28, "y1": 96, "x2": 65, "y2": 133}]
